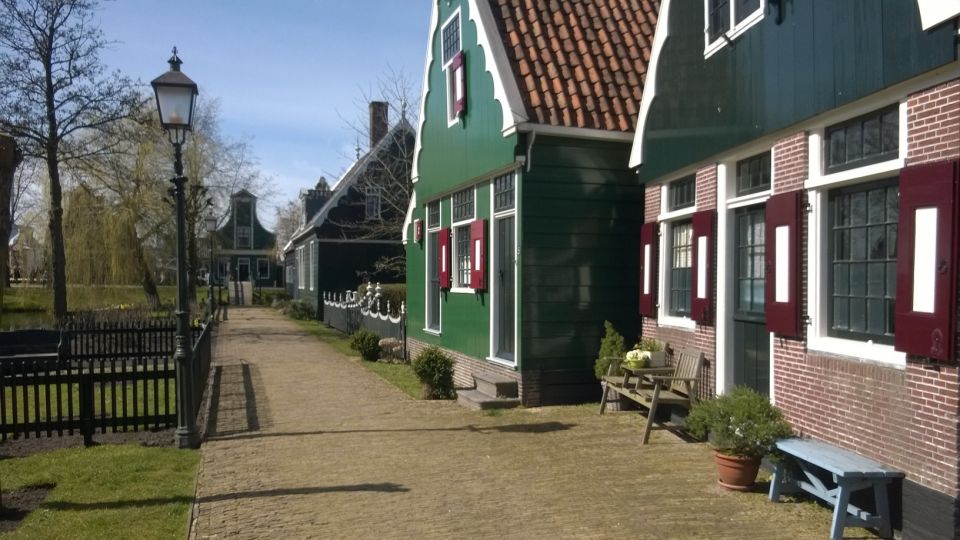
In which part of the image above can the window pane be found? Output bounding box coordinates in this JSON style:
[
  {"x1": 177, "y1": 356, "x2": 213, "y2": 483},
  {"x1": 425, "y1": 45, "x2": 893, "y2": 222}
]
[
  {"x1": 669, "y1": 176, "x2": 695, "y2": 210},
  {"x1": 867, "y1": 298, "x2": 885, "y2": 335},
  {"x1": 669, "y1": 221, "x2": 693, "y2": 316},
  {"x1": 833, "y1": 264, "x2": 849, "y2": 296},
  {"x1": 452, "y1": 188, "x2": 474, "y2": 222},
  {"x1": 736, "y1": 152, "x2": 771, "y2": 196},
  {"x1": 862, "y1": 117, "x2": 881, "y2": 158},
  {"x1": 427, "y1": 201, "x2": 440, "y2": 227},
  {"x1": 849, "y1": 298, "x2": 866, "y2": 333},
  {"x1": 442, "y1": 15, "x2": 461, "y2": 64},
  {"x1": 493, "y1": 173, "x2": 515, "y2": 212},
  {"x1": 456, "y1": 225, "x2": 470, "y2": 286},
  {"x1": 824, "y1": 106, "x2": 898, "y2": 173},
  {"x1": 833, "y1": 298, "x2": 848, "y2": 330},
  {"x1": 709, "y1": 0, "x2": 730, "y2": 41},
  {"x1": 735, "y1": 0, "x2": 760, "y2": 23},
  {"x1": 881, "y1": 110, "x2": 899, "y2": 155},
  {"x1": 829, "y1": 129, "x2": 845, "y2": 168},
  {"x1": 845, "y1": 124, "x2": 862, "y2": 163}
]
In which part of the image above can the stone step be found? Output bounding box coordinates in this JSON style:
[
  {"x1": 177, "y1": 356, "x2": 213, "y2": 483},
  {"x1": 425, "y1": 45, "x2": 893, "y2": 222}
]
[
  {"x1": 456, "y1": 389, "x2": 521, "y2": 411},
  {"x1": 474, "y1": 372, "x2": 519, "y2": 399}
]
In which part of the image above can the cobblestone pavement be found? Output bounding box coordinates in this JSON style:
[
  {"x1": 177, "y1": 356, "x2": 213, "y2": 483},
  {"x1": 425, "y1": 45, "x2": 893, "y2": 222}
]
[{"x1": 190, "y1": 308, "x2": 846, "y2": 540}]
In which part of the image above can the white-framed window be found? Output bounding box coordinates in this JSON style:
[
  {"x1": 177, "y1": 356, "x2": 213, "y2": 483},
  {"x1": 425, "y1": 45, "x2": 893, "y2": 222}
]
[
  {"x1": 658, "y1": 175, "x2": 699, "y2": 329},
  {"x1": 309, "y1": 241, "x2": 316, "y2": 291},
  {"x1": 365, "y1": 186, "x2": 382, "y2": 220},
  {"x1": 806, "y1": 101, "x2": 906, "y2": 366},
  {"x1": 425, "y1": 200, "x2": 442, "y2": 333},
  {"x1": 441, "y1": 8, "x2": 463, "y2": 125},
  {"x1": 704, "y1": 0, "x2": 763, "y2": 57},
  {"x1": 258, "y1": 258, "x2": 270, "y2": 280},
  {"x1": 285, "y1": 264, "x2": 293, "y2": 285},
  {"x1": 488, "y1": 171, "x2": 518, "y2": 365},
  {"x1": 297, "y1": 246, "x2": 305, "y2": 290},
  {"x1": 237, "y1": 226, "x2": 251, "y2": 248},
  {"x1": 451, "y1": 187, "x2": 475, "y2": 291}
]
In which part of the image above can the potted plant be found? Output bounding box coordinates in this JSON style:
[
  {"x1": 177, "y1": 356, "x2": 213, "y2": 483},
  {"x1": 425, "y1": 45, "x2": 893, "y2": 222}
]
[{"x1": 686, "y1": 386, "x2": 793, "y2": 491}]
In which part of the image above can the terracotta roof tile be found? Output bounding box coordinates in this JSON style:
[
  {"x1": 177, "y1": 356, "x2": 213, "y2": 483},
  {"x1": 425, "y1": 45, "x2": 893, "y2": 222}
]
[{"x1": 489, "y1": 0, "x2": 658, "y2": 132}]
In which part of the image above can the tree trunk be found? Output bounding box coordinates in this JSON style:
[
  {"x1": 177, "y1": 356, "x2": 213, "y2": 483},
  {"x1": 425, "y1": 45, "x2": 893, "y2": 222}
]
[
  {"x1": 125, "y1": 219, "x2": 160, "y2": 309},
  {"x1": 44, "y1": 45, "x2": 67, "y2": 321},
  {"x1": 0, "y1": 135, "x2": 21, "y2": 318}
]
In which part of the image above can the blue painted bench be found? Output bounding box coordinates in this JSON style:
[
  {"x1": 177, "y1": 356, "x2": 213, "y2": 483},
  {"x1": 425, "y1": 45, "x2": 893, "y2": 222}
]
[{"x1": 769, "y1": 438, "x2": 903, "y2": 540}]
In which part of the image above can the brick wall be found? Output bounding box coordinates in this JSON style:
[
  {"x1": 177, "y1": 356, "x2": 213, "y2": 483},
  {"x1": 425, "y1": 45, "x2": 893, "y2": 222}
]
[
  {"x1": 907, "y1": 79, "x2": 960, "y2": 165},
  {"x1": 769, "y1": 80, "x2": 960, "y2": 505},
  {"x1": 640, "y1": 165, "x2": 717, "y2": 401}
]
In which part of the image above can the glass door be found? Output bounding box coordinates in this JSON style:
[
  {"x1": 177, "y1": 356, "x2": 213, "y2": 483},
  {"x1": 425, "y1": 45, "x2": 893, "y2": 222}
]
[{"x1": 733, "y1": 205, "x2": 769, "y2": 394}]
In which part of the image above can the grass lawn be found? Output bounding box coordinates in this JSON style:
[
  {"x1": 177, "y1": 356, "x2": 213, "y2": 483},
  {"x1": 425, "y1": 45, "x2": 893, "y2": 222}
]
[
  {"x1": 293, "y1": 319, "x2": 422, "y2": 399},
  {"x1": 2, "y1": 286, "x2": 219, "y2": 313},
  {"x1": 0, "y1": 444, "x2": 199, "y2": 539}
]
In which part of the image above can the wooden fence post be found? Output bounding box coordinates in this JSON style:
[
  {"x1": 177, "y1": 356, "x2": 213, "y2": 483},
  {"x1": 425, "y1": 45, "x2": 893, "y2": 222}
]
[{"x1": 79, "y1": 369, "x2": 94, "y2": 447}]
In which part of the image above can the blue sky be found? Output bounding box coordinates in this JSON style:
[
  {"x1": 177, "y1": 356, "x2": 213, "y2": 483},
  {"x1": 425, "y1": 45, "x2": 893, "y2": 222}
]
[{"x1": 95, "y1": 1, "x2": 432, "y2": 226}]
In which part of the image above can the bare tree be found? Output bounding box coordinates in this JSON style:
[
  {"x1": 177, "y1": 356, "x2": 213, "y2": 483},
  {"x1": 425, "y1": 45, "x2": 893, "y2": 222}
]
[
  {"x1": 273, "y1": 198, "x2": 301, "y2": 261},
  {"x1": 0, "y1": 133, "x2": 21, "y2": 313},
  {"x1": 0, "y1": 0, "x2": 142, "y2": 319}
]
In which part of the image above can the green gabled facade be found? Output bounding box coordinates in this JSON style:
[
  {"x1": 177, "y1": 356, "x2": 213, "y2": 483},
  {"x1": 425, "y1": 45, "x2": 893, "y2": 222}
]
[
  {"x1": 214, "y1": 190, "x2": 277, "y2": 287},
  {"x1": 405, "y1": 0, "x2": 657, "y2": 405}
]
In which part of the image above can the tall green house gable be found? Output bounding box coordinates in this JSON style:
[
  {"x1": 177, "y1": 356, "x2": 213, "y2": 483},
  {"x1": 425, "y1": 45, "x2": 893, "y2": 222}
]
[{"x1": 406, "y1": 0, "x2": 659, "y2": 406}]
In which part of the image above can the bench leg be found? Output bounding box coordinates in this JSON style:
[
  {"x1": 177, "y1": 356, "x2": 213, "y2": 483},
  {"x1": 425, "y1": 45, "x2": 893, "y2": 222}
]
[
  {"x1": 640, "y1": 383, "x2": 662, "y2": 445},
  {"x1": 768, "y1": 462, "x2": 784, "y2": 502},
  {"x1": 830, "y1": 481, "x2": 853, "y2": 540},
  {"x1": 599, "y1": 382, "x2": 609, "y2": 415},
  {"x1": 874, "y1": 480, "x2": 892, "y2": 539}
]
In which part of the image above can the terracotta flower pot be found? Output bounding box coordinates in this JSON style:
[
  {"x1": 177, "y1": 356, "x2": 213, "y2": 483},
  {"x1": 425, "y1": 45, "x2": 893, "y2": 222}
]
[{"x1": 713, "y1": 452, "x2": 761, "y2": 491}]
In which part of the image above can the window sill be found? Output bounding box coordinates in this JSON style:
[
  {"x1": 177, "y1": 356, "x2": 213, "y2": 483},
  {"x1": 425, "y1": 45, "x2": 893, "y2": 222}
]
[
  {"x1": 657, "y1": 206, "x2": 697, "y2": 223},
  {"x1": 485, "y1": 356, "x2": 517, "y2": 369},
  {"x1": 703, "y1": 8, "x2": 764, "y2": 59},
  {"x1": 423, "y1": 328, "x2": 442, "y2": 336},
  {"x1": 806, "y1": 158, "x2": 903, "y2": 190},
  {"x1": 807, "y1": 335, "x2": 906, "y2": 368},
  {"x1": 450, "y1": 287, "x2": 475, "y2": 294},
  {"x1": 657, "y1": 314, "x2": 697, "y2": 331}
]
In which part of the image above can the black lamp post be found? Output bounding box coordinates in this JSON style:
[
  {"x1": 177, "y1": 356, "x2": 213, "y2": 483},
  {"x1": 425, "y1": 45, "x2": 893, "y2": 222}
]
[
  {"x1": 204, "y1": 214, "x2": 217, "y2": 321},
  {"x1": 151, "y1": 47, "x2": 199, "y2": 449}
]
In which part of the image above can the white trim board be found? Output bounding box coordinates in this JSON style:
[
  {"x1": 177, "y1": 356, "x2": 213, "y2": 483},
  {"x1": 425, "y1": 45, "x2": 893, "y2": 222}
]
[
  {"x1": 469, "y1": 0, "x2": 528, "y2": 134},
  {"x1": 629, "y1": 0, "x2": 672, "y2": 168}
]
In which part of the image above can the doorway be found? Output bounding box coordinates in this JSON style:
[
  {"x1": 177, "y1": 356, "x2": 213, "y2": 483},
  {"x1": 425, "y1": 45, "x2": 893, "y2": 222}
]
[
  {"x1": 732, "y1": 205, "x2": 770, "y2": 394},
  {"x1": 238, "y1": 259, "x2": 250, "y2": 282},
  {"x1": 493, "y1": 215, "x2": 515, "y2": 361}
]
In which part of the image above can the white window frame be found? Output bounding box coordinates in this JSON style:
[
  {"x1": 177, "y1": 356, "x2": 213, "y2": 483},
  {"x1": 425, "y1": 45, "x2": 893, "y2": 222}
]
[
  {"x1": 441, "y1": 7, "x2": 463, "y2": 127},
  {"x1": 805, "y1": 100, "x2": 908, "y2": 368},
  {"x1": 365, "y1": 186, "x2": 382, "y2": 220},
  {"x1": 297, "y1": 246, "x2": 305, "y2": 290},
  {"x1": 257, "y1": 258, "x2": 270, "y2": 280},
  {"x1": 309, "y1": 241, "x2": 316, "y2": 291},
  {"x1": 487, "y1": 172, "x2": 520, "y2": 367},
  {"x1": 703, "y1": 0, "x2": 764, "y2": 59},
  {"x1": 657, "y1": 179, "x2": 699, "y2": 330},
  {"x1": 424, "y1": 200, "x2": 443, "y2": 335},
  {"x1": 450, "y1": 185, "x2": 476, "y2": 293},
  {"x1": 237, "y1": 225, "x2": 252, "y2": 249}
]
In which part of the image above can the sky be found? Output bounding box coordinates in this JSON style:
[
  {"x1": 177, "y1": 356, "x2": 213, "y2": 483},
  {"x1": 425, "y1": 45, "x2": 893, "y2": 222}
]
[{"x1": 95, "y1": 0, "x2": 432, "y2": 227}]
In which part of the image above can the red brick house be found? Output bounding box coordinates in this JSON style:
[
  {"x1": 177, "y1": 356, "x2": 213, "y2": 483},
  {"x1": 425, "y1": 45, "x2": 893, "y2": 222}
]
[{"x1": 630, "y1": 0, "x2": 959, "y2": 537}]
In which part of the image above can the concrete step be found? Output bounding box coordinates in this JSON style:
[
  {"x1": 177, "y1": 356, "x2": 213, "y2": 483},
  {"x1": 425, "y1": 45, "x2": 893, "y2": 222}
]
[
  {"x1": 474, "y1": 372, "x2": 519, "y2": 399},
  {"x1": 456, "y1": 389, "x2": 521, "y2": 411}
]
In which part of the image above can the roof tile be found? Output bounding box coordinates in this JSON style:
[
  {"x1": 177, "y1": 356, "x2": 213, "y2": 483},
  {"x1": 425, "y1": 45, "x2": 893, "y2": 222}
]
[{"x1": 488, "y1": 0, "x2": 659, "y2": 132}]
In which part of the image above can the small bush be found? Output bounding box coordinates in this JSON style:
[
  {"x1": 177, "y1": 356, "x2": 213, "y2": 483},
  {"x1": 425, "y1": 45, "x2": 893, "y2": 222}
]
[
  {"x1": 412, "y1": 346, "x2": 455, "y2": 399},
  {"x1": 285, "y1": 301, "x2": 315, "y2": 320},
  {"x1": 686, "y1": 386, "x2": 793, "y2": 458},
  {"x1": 594, "y1": 321, "x2": 626, "y2": 379},
  {"x1": 350, "y1": 329, "x2": 381, "y2": 361}
]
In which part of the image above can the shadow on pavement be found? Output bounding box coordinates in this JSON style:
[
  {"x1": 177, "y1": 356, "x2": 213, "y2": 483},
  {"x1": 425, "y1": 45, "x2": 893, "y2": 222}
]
[{"x1": 206, "y1": 422, "x2": 576, "y2": 442}]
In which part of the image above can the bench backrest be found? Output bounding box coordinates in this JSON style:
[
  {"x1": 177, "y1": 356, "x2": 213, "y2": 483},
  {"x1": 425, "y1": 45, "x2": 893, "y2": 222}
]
[{"x1": 667, "y1": 347, "x2": 705, "y2": 401}]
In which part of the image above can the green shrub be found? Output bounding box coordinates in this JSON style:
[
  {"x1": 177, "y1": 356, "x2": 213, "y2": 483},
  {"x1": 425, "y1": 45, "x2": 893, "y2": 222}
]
[
  {"x1": 686, "y1": 386, "x2": 793, "y2": 458},
  {"x1": 594, "y1": 321, "x2": 626, "y2": 379},
  {"x1": 285, "y1": 301, "x2": 315, "y2": 320},
  {"x1": 412, "y1": 346, "x2": 455, "y2": 399},
  {"x1": 350, "y1": 329, "x2": 381, "y2": 361}
]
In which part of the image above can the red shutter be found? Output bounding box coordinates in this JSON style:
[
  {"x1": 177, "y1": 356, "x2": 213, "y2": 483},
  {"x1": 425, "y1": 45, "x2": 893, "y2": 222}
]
[
  {"x1": 638, "y1": 222, "x2": 658, "y2": 317},
  {"x1": 691, "y1": 210, "x2": 715, "y2": 325},
  {"x1": 469, "y1": 219, "x2": 487, "y2": 290},
  {"x1": 414, "y1": 219, "x2": 423, "y2": 243},
  {"x1": 894, "y1": 159, "x2": 959, "y2": 362},
  {"x1": 438, "y1": 227, "x2": 452, "y2": 289},
  {"x1": 451, "y1": 51, "x2": 466, "y2": 117},
  {"x1": 765, "y1": 190, "x2": 802, "y2": 337}
]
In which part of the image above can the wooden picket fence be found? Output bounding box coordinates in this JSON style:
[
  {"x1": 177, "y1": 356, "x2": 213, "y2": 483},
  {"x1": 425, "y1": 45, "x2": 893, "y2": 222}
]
[{"x1": 0, "y1": 316, "x2": 212, "y2": 444}]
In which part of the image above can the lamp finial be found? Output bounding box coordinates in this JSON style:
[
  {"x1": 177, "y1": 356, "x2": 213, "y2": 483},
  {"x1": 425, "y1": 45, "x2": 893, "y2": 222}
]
[{"x1": 168, "y1": 47, "x2": 182, "y2": 72}]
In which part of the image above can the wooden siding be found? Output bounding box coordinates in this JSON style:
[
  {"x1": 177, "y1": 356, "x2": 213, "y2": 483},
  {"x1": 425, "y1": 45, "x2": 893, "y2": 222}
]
[
  {"x1": 415, "y1": 0, "x2": 518, "y2": 201},
  {"x1": 521, "y1": 136, "x2": 642, "y2": 401},
  {"x1": 638, "y1": 0, "x2": 956, "y2": 182}
]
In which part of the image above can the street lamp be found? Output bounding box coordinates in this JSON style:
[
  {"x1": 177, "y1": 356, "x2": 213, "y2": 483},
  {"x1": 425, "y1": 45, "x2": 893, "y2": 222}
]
[
  {"x1": 151, "y1": 47, "x2": 199, "y2": 450},
  {"x1": 203, "y1": 214, "x2": 217, "y2": 321}
]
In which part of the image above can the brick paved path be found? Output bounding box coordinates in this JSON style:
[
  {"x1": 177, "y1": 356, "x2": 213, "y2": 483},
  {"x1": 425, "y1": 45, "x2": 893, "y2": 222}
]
[{"x1": 190, "y1": 308, "x2": 841, "y2": 539}]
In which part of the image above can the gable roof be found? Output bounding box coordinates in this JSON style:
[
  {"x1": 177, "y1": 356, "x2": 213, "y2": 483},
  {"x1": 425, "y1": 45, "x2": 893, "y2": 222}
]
[
  {"x1": 488, "y1": 0, "x2": 659, "y2": 132},
  {"x1": 291, "y1": 118, "x2": 415, "y2": 245}
]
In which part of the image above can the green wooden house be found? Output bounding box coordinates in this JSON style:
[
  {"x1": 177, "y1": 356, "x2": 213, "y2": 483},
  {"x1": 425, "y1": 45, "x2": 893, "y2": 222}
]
[
  {"x1": 404, "y1": 0, "x2": 659, "y2": 406},
  {"x1": 629, "y1": 0, "x2": 959, "y2": 536},
  {"x1": 213, "y1": 189, "x2": 276, "y2": 288}
]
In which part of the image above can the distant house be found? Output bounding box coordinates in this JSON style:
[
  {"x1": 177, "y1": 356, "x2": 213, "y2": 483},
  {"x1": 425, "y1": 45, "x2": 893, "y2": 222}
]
[
  {"x1": 8, "y1": 223, "x2": 44, "y2": 282},
  {"x1": 284, "y1": 102, "x2": 415, "y2": 314},
  {"x1": 403, "y1": 0, "x2": 658, "y2": 405},
  {"x1": 214, "y1": 190, "x2": 277, "y2": 287},
  {"x1": 629, "y1": 1, "x2": 959, "y2": 537}
]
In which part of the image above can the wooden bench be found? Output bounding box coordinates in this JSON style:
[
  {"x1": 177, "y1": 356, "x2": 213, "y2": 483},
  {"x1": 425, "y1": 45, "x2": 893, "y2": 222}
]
[
  {"x1": 598, "y1": 347, "x2": 705, "y2": 444},
  {"x1": 769, "y1": 437, "x2": 904, "y2": 540}
]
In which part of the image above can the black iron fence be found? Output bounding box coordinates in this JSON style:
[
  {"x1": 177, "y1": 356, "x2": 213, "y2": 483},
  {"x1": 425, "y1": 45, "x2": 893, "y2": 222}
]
[
  {"x1": 0, "y1": 316, "x2": 214, "y2": 444},
  {"x1": 322, "y1": 288, "x2": 406, "y2": 357}
]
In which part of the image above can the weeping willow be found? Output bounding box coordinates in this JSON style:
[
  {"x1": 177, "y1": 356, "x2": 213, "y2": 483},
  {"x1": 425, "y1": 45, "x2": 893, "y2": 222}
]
[{"x1": 63, "y1": 187, "x2": 144, "y2": 285}]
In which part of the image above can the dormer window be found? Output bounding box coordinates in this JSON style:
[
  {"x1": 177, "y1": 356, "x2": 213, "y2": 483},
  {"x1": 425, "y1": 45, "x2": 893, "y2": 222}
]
[
  {"x1": 365, "y1": 186, "x2": 382, "y2": 220},
  {"x1": 442, "y1": 9, "x2": 466, "y2": 125},
  {"x1": 705, "y1": 0, "x2": 762, "y2": 57},
  {"x1": 237, "y1": 226, "x2": 251, "y2": 249}
]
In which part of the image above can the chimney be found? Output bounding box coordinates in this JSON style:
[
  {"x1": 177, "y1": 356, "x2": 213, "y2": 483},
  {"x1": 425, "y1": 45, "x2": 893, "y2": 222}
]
[
  {"x1": 369, "y1": 101, "x2": 389, "y2": 149},
  {"x1": 301, "y1": 176, "x2": 332, "y2": 225}
]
